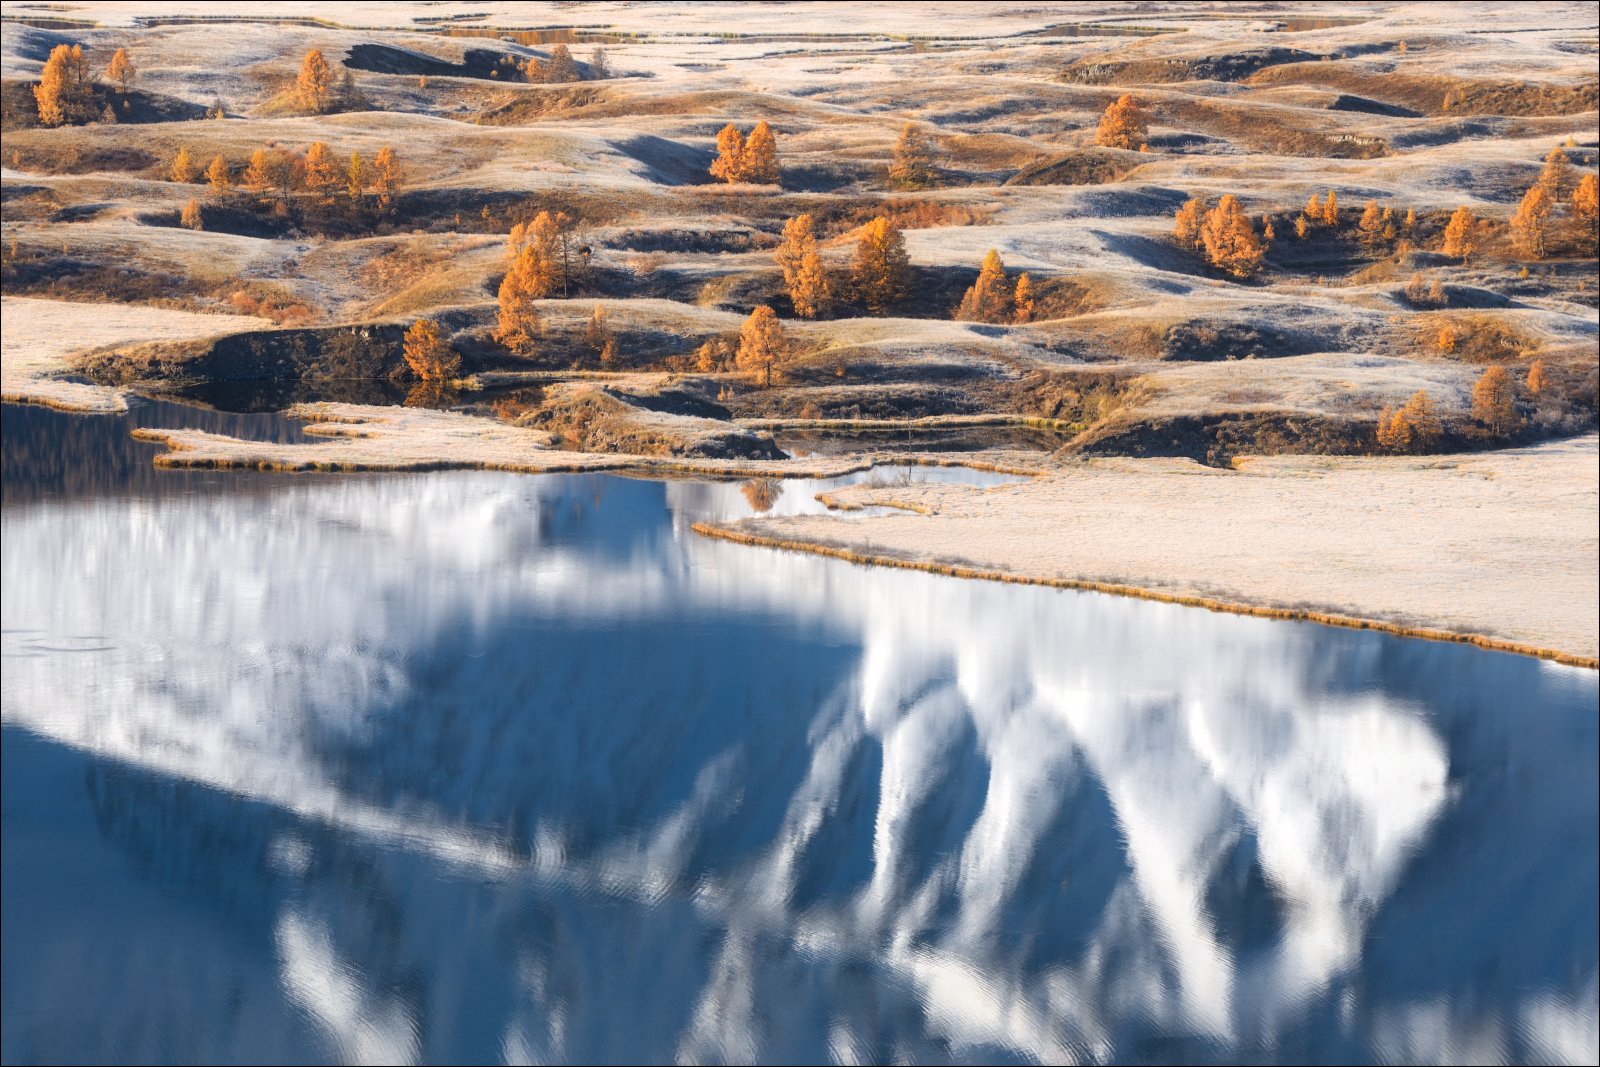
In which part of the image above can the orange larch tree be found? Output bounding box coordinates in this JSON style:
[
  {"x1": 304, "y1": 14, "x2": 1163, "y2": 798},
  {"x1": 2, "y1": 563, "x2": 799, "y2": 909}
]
[
  {"x1": 1441, "y1": 205, "x2": 1477, "y2": 262},
  {"x1": 775, "y1": 213, "x2": 830, "y2": 318},
  {"x1": 242, "y1": 148, "x2": 272, "y2": 197},
  {"x1": 1574, "y1": 172, "x2": 1599, "y2": 233},
  {"x1": 1357, "y1": 200, "x2": 1384, "y2": 247},
  {"x1": 735, "y1": 305, "x2": 789, "y2": 387},
  {"x1": 1173, "y1": 197, "x2": 1206, "y2": 248},
  {"x1": 494, "y1": 246, "x2": 547, "y2": 356},
  {"x1": 345, "y1": 151, "x2": 367, "y2": 202},
  {"x1": 1510, "y1": 184, "x2": 1553, "y2": 258},
  {"x1": 1376, "y1": 389, "x2": 1442, "y2": 453},
  {"x1": 106, "y1": 47, "x2": 136, "y2": 94},
  {"x1": 1471, "y1": 364, "x2": 1520, "y2": 436},
  {"x1": 709, "y1": 124, "x2": 746, "y2": 183},
  {"x1": 34, "y1": 43, "x2": 93, "y2": 126},
  {"x1": 1094, "y1": 93, "x2": 1148, "y2": 150},
  {"x1": 302, "y1": 141, "x2": 340, "y2": 200},
  {"x1": 1537, "y1": 145, "x2": 1572, "y2": 198},
  {"x1": 171, "y1": 145, "x2": 196, "y2": 183},
  {"x1": 402, "y1": 319, "x2": 460, "y2": 381},
  {"x1": 370, "y1": 145, "x2": 402, "y2": 211},
  {"x1": 955, "y1": 249, "x2": 1015, "y2": 323},
  {"x1": 1199, "y1": 195, "x2": 1266, "y2": 278},
  {"x1": 1525, "y1": 359, "x2": 1548, "y2": 395},
  {"x1": 888, "y1": 123, "x2": 938, "y2": 189},
  {"x1": 850, "y1": 216, "x2": 912, "y2": 313},
  {"x1": 295, "y1": 48, "x2": 336, "y2": 113},
  {"x1": 1013, "y1": 272, "x2": 1036, "y2": 323},
  {"x1": 205, "y1": 154, "x2": 230, "y2": 193},
  {"x1": 740, "y1": 120, "x2": 780, "y2": 184}
]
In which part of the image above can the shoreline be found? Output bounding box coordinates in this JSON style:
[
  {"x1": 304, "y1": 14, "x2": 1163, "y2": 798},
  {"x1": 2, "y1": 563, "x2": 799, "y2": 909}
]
[{"x1": 691, "y1": 521, "x2": 1600, "y2": 669}]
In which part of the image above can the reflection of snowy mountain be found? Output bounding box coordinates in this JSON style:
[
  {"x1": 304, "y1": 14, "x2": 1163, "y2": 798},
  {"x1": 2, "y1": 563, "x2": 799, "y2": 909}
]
[{"x1": 3, "y1": 470, "x2": 1596, "y2": 1064}]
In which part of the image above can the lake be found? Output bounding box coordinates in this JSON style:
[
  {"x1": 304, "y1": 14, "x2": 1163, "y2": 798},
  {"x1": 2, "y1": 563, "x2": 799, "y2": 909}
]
[{"x1": 2, "y1": 400, "x2": 1596, "y2": 1065}]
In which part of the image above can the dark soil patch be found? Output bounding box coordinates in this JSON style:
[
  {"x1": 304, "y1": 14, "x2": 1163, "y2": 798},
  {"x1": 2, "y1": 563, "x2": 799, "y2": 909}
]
[
  {"x1": 2, "y1": 79, "x2": 206, "y2": 132},
  {"x1": 1073, "y1": 411, "x2": 1376, "y2": 464},
  {"x1": 1062, "y1": 47, "x2": 1324, "y2": 85},
  {"x1": 344, "y1": 43, "x2": 522, "y2": 80}
]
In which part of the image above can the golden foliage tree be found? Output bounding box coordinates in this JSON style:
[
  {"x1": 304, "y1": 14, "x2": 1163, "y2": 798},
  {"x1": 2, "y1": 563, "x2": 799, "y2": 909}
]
[
  {"x1": 295, "y1": 48, "x2": 336, "y2": 114},
  {"x1": 1436, "y1": 322, "x2": 1459, "y2": 353},
  {"x1": 1094, "y1": 93, "x2": 1147, "y2": 150},
  {"x1": 1013, "y1": 272, "x2": 1036, "y2": 323},
  {"x1": 694, "y1": 336, "x2": 734, "y2": 372},
  {"x1": 303, "y1": 141, "x2": 339, "y2": 200},
  {"x1": 1376, "y1": 389, "x2": 1442, "y2": 453},
  {"x1": 1441, "y1": 205, "x2": 1477, "y2": 262},
  {"x1": 775, "y1": 213, "x2": 830, "y2": 319},
  {"x1": 1305, "y1": 192, "x2": 1323, "y2": 223},
  {"x1": 205, "y1": 154, "x2": 230, "y2": 193},
  {"x1": 402, "y1": 319, "x2": 459, "y2": 381},
  {"x1": 1357, "y1": 200, "x2": 1384, "y2": 247},
  {"x1": 955, "y1": 249, "x2": 1015, "y2": 323},
  {"x1": 106, "y1": 47, "x2": 136, "y2": 94},
  {"x1": 242, "y1": 147, "x2": 272, "y2": 196},
  {"x1": 171, "y1": 145, "x2": 196, "y2": 184},
  {"x1": 736, "y1": 304, "x2": 788, "y2": 387},
  {"x1": 265, "y1": 147, "x2": 300, "y2": 205},
  {"x1": 1574, "y1": 172, "x2": 1599, "y2": 232},
  {"x1": 1320, "y1": 189, "x2": 1339, "y2": 226},
  {"x1": 1525, "y1": 358, "x2": 1548, "y2": 395},
  {"x1": 1471, "y1": 364, "x2": 1520, "y2": 435},
  {"x1": 850, "y1": 215, "x2": 911, "y2": 313},
  {"x1": 1537, "y1": 145, "x2": 1572, "y2": 198},
  {"x1": 526, "y1": 43, "x2": 580, "y2": 83},
  {"x1": 741, "y1": 120, "x2": 780, "y2": 185},
  {"x1": 1172, "y1": 196, "x2": 1206, "y2": 248},
  {"x1": 1293, "y1": 214, "x2": 1311, "y2": 240},
  {"x1": 506, "y1": 211, "x2": 568, "y2": 298},
  {"x1": 709, "y1": 124, "x2": 746, "y2": 183},
  {"x1": 1510, "y1": 183, "x2": 1553, "y2": 258},
  {"x1": 1199, "y1": 194, "x2": 1266, "y2": 278},
  {"x1": 370, "y1": 145, "x2": 402, "y2": 210},
  {"x1": 345, "y1": 151, "x2": 367, "y2": 201},
  {"x1": 180, "y1": 198, "x2": 203, "y2": 231},
  {"x1": 888, "y1": 123, "x2": 938, "y2": 189},
  {"x1": 35, "y1": 43, "x2": 93, "y2": 126},
  {"x1": 495, "y1": 247, "x2": 546, "y2": 355}
]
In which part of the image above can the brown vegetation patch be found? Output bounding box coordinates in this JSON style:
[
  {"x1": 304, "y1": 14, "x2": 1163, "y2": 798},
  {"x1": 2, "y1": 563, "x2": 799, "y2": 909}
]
[
  {"x1": 1408, "y1": 312, "x2": 1542, "y2": 364},
  {"x1": 1005, "y1": 146, "x2": 1148, "y2": 186},
  {"x1": 3, "y1": 132, "x2": 158, "y2": 174},
  {"x1": 1063, "y1": 47, "x2": 1324, "y2": 86},
  {"x1": 522, "y1": 382, "x2": 784, "y2": 459},
  {"x1": 1, "y1": 251, "x2": 206, "y2": 309},
  {"x1": 1249, "y1": 62, "x2": 1600, "y2": 116},
  {"x1": 1152, "y1": 95, "x2": 1388, "y2": 158}
]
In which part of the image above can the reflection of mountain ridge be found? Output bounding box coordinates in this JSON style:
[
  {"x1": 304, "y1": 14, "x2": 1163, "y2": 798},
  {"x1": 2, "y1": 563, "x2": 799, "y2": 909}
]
[
  {"x1": 2, "y1": 468, "x2": 1596, "y2": 1064},
  {"x1": 1, "y1": 400, "x2": 308, "y2": 506}
]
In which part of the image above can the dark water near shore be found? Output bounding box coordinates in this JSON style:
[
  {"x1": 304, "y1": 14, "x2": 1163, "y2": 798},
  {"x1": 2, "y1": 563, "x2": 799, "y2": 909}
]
[{"x1": 2, "y1": 402, "x2": 1596, "y2": 1065}]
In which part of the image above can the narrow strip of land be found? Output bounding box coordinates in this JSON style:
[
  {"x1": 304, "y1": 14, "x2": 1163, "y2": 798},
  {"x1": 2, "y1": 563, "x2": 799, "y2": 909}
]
[{"x1": 696, "y1": 437, "x2": 1600, "y2": 666}]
